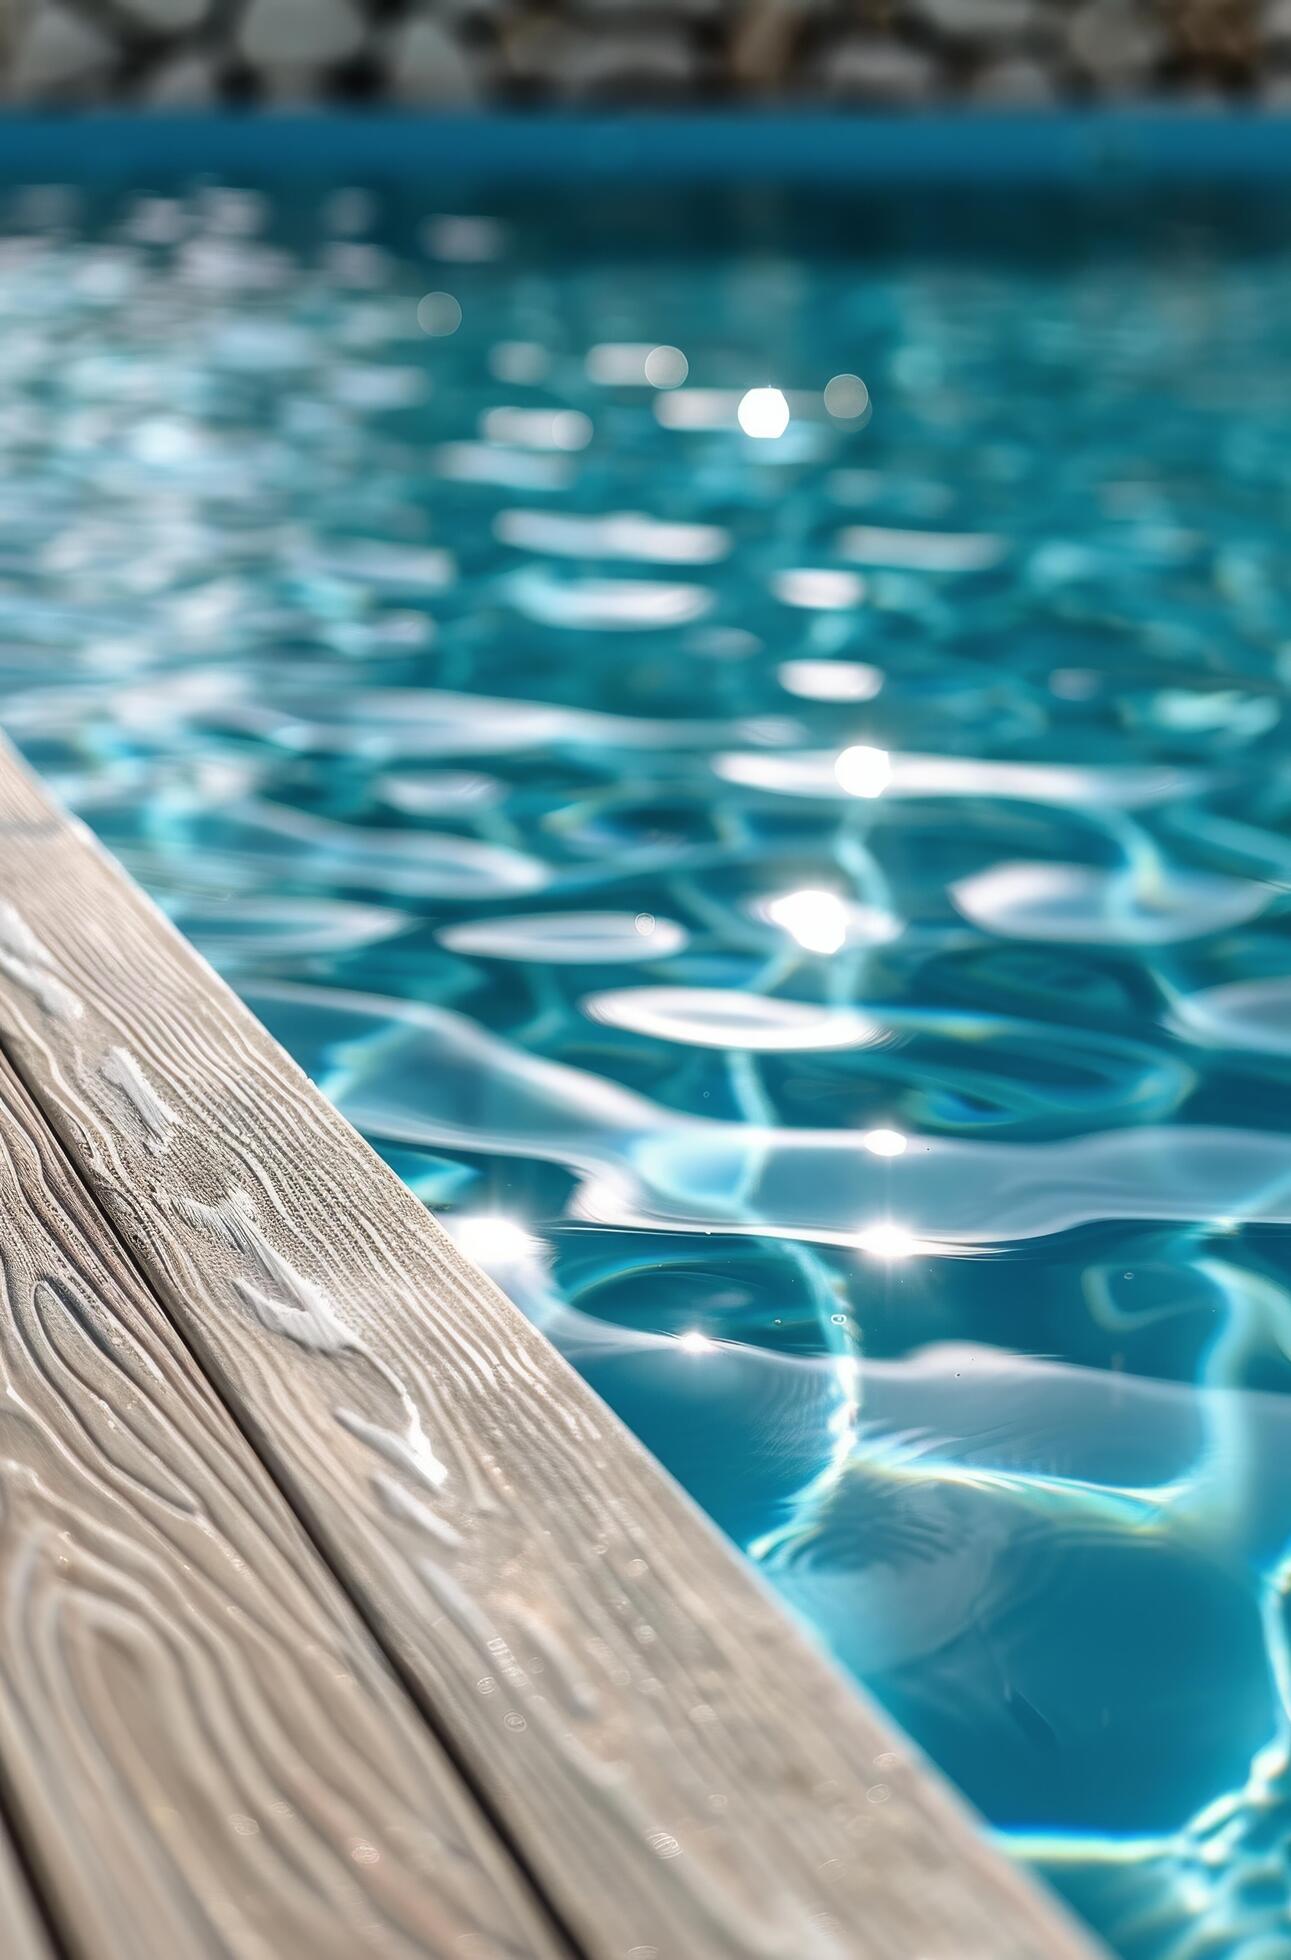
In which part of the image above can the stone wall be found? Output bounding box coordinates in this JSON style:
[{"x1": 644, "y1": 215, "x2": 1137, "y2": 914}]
[{"x1": 0, "y1": 0, "x2": 1277, "y2": 107}]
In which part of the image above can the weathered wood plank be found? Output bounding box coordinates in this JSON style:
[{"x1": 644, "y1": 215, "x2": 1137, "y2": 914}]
[
  {"x1": 0, "y1": 735, "x2": 1104, "y2": 1960},
  {"x1": 0, "y1": 1043, "x2": 563, "y2": 1959},
  {"x1": 0, "y1": 1826, "x2": 52, "y2": 1959}
]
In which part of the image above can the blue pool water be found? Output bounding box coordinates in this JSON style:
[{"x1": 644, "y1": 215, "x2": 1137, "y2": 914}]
[{"x1": 3, "y1": 148, "x2": 1291, "y2": 1957}]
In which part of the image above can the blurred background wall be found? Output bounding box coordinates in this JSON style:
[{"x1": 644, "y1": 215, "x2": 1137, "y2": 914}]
[{"x1": 0, "y1": 0, "x2": 1277, "y2": 109}]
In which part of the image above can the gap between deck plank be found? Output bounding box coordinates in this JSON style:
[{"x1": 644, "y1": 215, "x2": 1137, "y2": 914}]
[
  {"x1": 0, "y1": 734, "x2": 1105, "y2": 1960},
  {"x1": 0, "y1": 1040, "x2": 565, "y2": 1959}
]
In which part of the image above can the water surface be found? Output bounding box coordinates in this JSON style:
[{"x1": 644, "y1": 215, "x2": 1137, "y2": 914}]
[{"x1": 3, "y1": 170, "x2": 1291, "y2": 1958}]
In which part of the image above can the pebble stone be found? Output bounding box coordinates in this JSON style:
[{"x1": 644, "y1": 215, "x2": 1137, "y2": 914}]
[
  {"x1": 910, "y1": 0, "x2": 1036, "y2": 44},
  {"x1": 812, "y1": 36, "x2": 940, "y2": 104},
  {"x1": 969, "y1": 54, "x2": 1059, "y2": 103},
  {"x1": 1066, "y1": 0, "x2": 1168, "y2": 81},
  {"x1": 0, "y1": 0, "x2": 1272, "y2": 106},
  {"x1": 388, "y1": 14, "x2": 482, "y2": 103},
  {"x1": 238, "y1": 0, "x2": 366, "y2": 69},
  {"x1": 140, "y1": 49, "x2": 218, "y2": 104},
  {"x1": 554, "y1": 26, "x2": 700, "y2": 98},
  {"x1": 115, "y1": 0, "x2": 208, "y2": 31},
  {"x1": 8, "y1": 3, "x2": 114, "y2": 98}
]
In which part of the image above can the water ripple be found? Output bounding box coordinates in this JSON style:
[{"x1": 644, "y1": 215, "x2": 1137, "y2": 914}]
[{"x1": 2, "y1": 180, "x2": 1291, "y2": 1960}]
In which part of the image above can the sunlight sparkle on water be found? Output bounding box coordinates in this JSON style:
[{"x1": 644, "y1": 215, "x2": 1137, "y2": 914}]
[
  {"x1": 453, "y1": 1214, "x2": 539, "y2": 1266},
  {"x1": 767, "y1": 887, "x2": 850, "y2": 955},
  {"x1": 856, "y1": 1222, "x2": 919, "y2": 1260},
  {"x1": 834, "y1": 745, "x2": 892, "y2": 798},
  {"x1": 737, "y1": 387, "x2": 790, "y2": 439}
]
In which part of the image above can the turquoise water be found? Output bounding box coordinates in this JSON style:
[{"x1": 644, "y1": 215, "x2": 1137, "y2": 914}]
[{"x1": 4, "y1": 167, "x2": 1291, "y2": 1958}]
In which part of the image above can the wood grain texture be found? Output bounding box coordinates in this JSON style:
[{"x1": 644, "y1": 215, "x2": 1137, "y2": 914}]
[
  {"x1": 0, "y1": 735, "x2": 1105, "y2": 1960},
  {"x1": 0, "y1": 1045, "x2": 562, "y2": 1959},
  {"x1": 0, "y1": 1825, "x2": 51, "y2": 1959}
]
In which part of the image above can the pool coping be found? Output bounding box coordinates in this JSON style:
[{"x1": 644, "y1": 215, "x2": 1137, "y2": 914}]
[{"x1": 0, "y1": 732, "x2": 1106, "y2": 1955}]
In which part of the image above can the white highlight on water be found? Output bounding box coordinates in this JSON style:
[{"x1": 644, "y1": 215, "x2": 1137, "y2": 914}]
[
  {"x1": 765, "y1": 889, "x2": 851, "y2": 956},
  {"x1": 737, "y1": 387, "x2": 790, "y2": 439},
  {"x1": 834, "y1": 745, "x2": 892, "y2": 799},
  {"x1": 441, "y1": 910, "x2": 688, "y2": 965},
  {"x1": 584, "y1": 986, "x2": 880, "y2": 1053}
]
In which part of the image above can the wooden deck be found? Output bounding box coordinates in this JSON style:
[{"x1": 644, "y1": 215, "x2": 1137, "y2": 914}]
[{"x1": 0, "y1": 732, "x2": 1104, "y2": 1959}]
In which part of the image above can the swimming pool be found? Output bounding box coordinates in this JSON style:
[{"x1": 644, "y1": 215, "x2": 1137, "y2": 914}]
[{"x1": 3, "y1": 120, "x2": 1291, "y2": 1958}]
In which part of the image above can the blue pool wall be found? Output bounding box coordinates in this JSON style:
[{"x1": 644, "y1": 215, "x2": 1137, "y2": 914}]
[{"x1": 0, "y1": 108, "x2": 1289, "y2": 183}]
